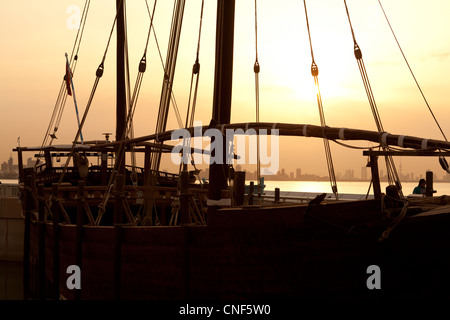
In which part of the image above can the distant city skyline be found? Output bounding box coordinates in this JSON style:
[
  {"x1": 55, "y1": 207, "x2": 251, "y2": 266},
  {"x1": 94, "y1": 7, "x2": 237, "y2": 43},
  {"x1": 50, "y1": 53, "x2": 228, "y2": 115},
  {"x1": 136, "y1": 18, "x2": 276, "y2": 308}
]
[
  {"x1": 0, "y1": 155, "x2": 35, "y2": 179},
  {"x1": 2, "y1": 152, "x2": 450, "y2": 183}
]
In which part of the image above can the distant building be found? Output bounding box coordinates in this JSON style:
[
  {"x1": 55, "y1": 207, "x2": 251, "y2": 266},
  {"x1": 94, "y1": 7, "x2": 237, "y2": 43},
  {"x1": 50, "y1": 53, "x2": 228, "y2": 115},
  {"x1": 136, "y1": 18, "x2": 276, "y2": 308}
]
[
  {"x1": 8, "y1": 156, "x2": 13, "y2": 173},
  {"x1": 361, "y1": 167, "x2": 368, "y2": 180},
  {"x1": 343, "y1": 169, "x2": 354, "y2": 180},
  {"x1": 0, "y1": 155, "x2": 19, "y2": 178},
  {"x1": 26, "y1": 157, "x2": 36, "y2": 168}
]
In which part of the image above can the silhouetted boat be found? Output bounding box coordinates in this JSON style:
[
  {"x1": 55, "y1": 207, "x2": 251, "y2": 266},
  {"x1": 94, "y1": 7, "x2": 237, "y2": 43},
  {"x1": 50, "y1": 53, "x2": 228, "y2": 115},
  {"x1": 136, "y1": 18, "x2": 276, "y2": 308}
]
[{"x1": 15, "y1": 0, "x2": 450, "y2": 300}]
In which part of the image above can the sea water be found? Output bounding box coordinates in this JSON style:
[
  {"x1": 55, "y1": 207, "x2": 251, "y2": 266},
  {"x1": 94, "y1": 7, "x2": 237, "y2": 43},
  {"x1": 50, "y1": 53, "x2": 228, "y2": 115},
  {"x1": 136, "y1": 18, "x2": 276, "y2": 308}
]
[{"x1": 263, "y1": 180, "x2": 450, "y2": 196}]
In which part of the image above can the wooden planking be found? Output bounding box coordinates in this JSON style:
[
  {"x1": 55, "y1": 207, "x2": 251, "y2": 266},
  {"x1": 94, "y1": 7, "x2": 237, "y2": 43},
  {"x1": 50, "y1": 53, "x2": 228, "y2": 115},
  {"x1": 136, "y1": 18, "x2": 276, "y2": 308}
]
[{"x1": 25, "y1": 199, "x2": 450, "y2": 299}]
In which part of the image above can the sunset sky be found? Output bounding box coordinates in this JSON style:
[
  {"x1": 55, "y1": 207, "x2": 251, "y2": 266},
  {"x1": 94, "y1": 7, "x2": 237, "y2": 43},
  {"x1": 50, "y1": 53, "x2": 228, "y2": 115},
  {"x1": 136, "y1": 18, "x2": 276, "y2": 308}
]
[{"x1": 1, "y1": 0, "x2": 450, "y2": 184}]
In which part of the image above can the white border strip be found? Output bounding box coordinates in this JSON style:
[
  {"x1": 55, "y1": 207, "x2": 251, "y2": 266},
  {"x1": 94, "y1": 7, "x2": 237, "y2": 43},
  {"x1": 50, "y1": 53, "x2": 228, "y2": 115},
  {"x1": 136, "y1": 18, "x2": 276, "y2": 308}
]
[
  {"x1": 398, "y1": 135, "x2": 405, "y2": 148},
  {"x1": 339, "y1": 128, "x2": 346, "y2": 140},
  {"x1": 381, "y1": 132, "x2": 389, "y2": 146},
  {"x1": 421, "y1": 139, "x2": 428, "y2": 149}
]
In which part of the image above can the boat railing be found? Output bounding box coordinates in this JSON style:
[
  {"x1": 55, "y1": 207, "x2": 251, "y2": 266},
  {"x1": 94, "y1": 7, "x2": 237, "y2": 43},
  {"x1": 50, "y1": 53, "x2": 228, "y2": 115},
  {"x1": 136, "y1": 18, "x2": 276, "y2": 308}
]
[
  {"x1": 24, "y1": 182, "x2": 208, "y2": 227},
  {"x1": 124, "y1": 165, "x2": 180, "y2": 181},
  {"x1": 30, "y1": 183, "x2": 208, "y2": 203},
  {"x1": 34, "y1": 163, "x2": 47, "y2": 173},
  {"x1": 0, "y1": 184, "x2": 20, "y2": 198}
]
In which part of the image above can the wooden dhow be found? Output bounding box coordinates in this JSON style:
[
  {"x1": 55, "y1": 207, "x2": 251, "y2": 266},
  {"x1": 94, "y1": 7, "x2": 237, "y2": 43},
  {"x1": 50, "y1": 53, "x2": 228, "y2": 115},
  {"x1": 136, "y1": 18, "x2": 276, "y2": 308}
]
[{"x1": 15, "y1": 0, "x2": 450, "y2": 300}]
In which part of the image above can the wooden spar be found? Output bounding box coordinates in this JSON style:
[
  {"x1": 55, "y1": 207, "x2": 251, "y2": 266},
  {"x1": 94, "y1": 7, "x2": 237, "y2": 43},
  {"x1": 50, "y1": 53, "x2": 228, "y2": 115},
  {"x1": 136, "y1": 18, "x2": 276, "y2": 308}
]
[
  {"x1": 208, "y1": 0, "x2": 236, "y2": 202},
  {"x1": 13, "y1": 142, "x2": 209, "y2": 156},
  {"x1": 96, "y1": 122, "x2": 450, "y2": 151}
]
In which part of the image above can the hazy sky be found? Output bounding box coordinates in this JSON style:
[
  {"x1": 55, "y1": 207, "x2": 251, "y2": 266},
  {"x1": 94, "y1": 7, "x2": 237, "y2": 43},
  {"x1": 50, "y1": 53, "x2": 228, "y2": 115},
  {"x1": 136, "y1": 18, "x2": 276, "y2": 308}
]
[{"x1": 1, "y1": 0, "x2": 450, "y2": 182}]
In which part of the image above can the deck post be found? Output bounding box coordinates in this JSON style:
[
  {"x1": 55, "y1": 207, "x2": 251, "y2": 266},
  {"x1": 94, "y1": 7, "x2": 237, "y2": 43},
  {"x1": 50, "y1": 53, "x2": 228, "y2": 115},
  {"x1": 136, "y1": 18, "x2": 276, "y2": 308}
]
[
  {"x1": 180, "y1": 170, "x2": 190, "y2": 224},
  {"x1": 425, "y1": 171, "x2": 434, "y2": 197},
  {"x1": 113, "y1": 174, "x2": 124, "y2": 300},
  {"x1": 22, "y1": 170, "x2": 33, "y2": 300},
  {"x1": 101, "y1": 152, "x2": 108, "y2": 185},
  {"x1": 44, "y1": 150, "x2": 53, "y2": 170},
  {"x1": 181, "y1": 226, "x2": 190, "y2": 299},
  {"x1": 51, "y1": 184, "x2": 61, "y2": 299},
  {"x1": 17, "y1": 148, "x2": 24, "y2": 183},
  {"x1": 275, "y1": 188, "x2": 280, "y2": 204},
  {"x1": 369, "y1": 155, "x2": 382, "y2": 199},
  {"x1": 37, "y1": 184, "x2": 46, "y2": 300},
  {"x1": 144, "y1": 145, "x2": 151, "y2": 185},
  {"x1": 75, "y1": 181, "x2": 85, "y2": 300},
  {"x1": 233, "y1": 171, "x2": 245, "y2": 206},
  {"x1": 248, "y1": 181, "x2": 254, "y2": 205}
]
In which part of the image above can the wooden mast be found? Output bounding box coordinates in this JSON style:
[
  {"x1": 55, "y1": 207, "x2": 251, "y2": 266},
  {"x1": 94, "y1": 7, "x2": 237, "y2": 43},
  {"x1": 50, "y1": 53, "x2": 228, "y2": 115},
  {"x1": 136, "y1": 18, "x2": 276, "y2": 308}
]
[
  {"x1": 116, "y1": 0, "x2": 126, "y2": 176},
  {"x1": 207, "y1": 0, "x2": 235, "y2": 203},
  {"x1": 114, "y1": 2, "x2": 126, "y2": 298}
]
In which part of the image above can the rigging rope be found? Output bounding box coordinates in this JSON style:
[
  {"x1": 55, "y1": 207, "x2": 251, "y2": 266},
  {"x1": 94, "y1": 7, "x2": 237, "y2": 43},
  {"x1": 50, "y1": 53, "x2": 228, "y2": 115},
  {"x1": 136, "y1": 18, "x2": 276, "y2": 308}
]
[
  {"x1": 343, "y1": 0, "x2": 403, "y2": 196},
  {"x1": 179, "y1": 0, "x2": 204, "y2": 181},
  {"x1": 254, "y1": 0, "x2": 261, "y2": 197},
  {"x1": 97, "y1": 0, "x2": 159, "y2": 225},
  {"x1": 56, "y1": 0, "x2": 123, "y2": 188},
  {"x1": 185, "y1": 0, "x2": 204, "y2": 130},
  {"x1": 65, "y1": 52, "x2": 83, "y2": 143},
  {"x1": 142, "y1": 0, "x2": 186, "y2": 226},
  {"x1": 377, "y1": 0, "x2": 450, "y2": 175},
  {"x1": 36, "y1": 0, "x2": 91, "y2": 168},
  {"x1": 145, "y1": 0, "x2": 183, "y2": 128},
  {"x1": 171, "y1": 0, "x2": 206, "y2": 225},
  {"x1": 303, "y1": 0, "x2": 339, "y2": 200},
  {"x1": 377, "y1": 0, "x2": 447, "y2": 143}
]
